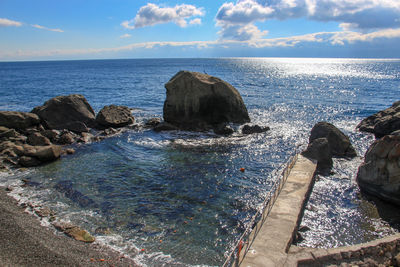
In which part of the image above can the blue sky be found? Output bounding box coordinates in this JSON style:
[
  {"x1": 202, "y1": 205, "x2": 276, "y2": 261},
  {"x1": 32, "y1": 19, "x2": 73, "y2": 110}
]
[{"x1": 1, "y1": 0, "x2": 400, "y2": 61}]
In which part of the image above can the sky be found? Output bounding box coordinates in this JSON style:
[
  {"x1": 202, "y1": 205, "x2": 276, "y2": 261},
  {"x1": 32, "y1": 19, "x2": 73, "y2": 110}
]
[{"x1": 1, "y1": 0, "x2": 400, "y2": 61}]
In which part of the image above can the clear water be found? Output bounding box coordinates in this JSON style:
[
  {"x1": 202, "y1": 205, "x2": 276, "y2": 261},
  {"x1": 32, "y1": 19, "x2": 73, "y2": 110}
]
[{"x1": 0, "y1": 58, "x2": 399, "y2": 266}]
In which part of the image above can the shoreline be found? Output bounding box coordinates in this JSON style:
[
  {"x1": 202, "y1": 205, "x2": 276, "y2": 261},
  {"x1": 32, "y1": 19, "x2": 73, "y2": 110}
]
[{"x1": 0, "y1": 185, "x2": 137, "y2": 267}]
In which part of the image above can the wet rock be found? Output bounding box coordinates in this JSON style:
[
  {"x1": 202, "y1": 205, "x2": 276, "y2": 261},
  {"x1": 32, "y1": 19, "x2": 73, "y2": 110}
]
[
  {"x1": 24, "y1": 145, "x2": 62, "y2": 162},
  {"x1": 19, "y1": 156, "x2": 41, "y2": 167},
  {"x1": 65, "y1": 148, "x2": 75, "y2": 154},
  {"x1": 102, "y1": 127, "x2": 121, "y2": 136},
  {"x1": 0, "y1": 141, "x2": 24, "y2": 156},
  {"x1": 95, "y1": 105, "x2": 134, "y2": 128},
  {"x1": 94, "y1": 227, "x2": 112, "y2": 235},
  {"x1": 358, "y1": 101, "x2": 400, "y2": 138},
  {"x1": 0, "y1": 111, "x2": 40, "y2": 130},
  {"x1": 41, "y1": 129, "x2": 60, "y2": 143},
  {"x1": 309, "y1": 122, "x2": 357, "y2": 158},
  {"x1": 302, "y1": 137, "x2": 333, "y2": 172},
  {"x1": 21, "y1": 178, "x2": 41, "y2": 187},
  {"x1": 163, "y1": 71, "x2": 250, "y2": 131},
  {"x1": 241, "y1": 124, "x2": 270, "y2": 135},
  {"x1": 31, "y1": 94, "x2": 95, "y2": 132},
  {"x1": 57, "y1": 131, "x2": 76, "y2": 145},
  {"x1": 35, "y1": 206, "x2": 56, "y2": 218},
  {"x1": 0, "y1": 128, "x2": 20, "y2": 139},
  {"x1": 213, "y1": 123, "x2": 234, "y2": 135},
  {"x1": 145, "y1": 118, "x2": 161, "y2": 128},
  {"x1": 357, "y1": 135, "x2": 400, "y2": 205},
  {"x1": 77, "y1": 132, "x2": 93, "y2": 143},
  {"x1": 27, "y1": 132, "x2": 51, "y2": 146},
  {"x1": 54, "y1": 180, "x2": 97, "y2": 208},
  {"x1": 153, "y1": 122, "x2": 179, "y2": 132},
  {"x1": 52, "y1": 221, "x2": 95, "y2": 243}
]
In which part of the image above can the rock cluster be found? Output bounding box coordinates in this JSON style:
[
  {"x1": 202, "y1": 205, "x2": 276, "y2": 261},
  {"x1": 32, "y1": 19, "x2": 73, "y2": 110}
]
[
  {"x1": 357, "y1": 101, "x2": 400, "y2": 138},
  {"x1": 1, "y1": 94, "x2": 135, "y2": 170},
  {"x1": 163, "y1": 71, "x2": 250, "y2": 131},
  {"x1": 302, "y1": 122, "x2": 357, "y2": 172}
]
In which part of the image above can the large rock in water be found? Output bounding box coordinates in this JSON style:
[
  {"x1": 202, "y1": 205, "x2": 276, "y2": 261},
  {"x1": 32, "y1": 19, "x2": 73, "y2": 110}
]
[
  {"x1": 357, "y1": 135, "x2": 400, "y2": 205},
  {"x1": 309, "y1": 122, "x2": 357, "y2": 158},
  {"x1": 95, "y1": 105, "x2": 134, "y2": 128},
  {"x1": 0, "y1": 111, "x2": 40, "y2": 130},
  {"x1": 163, "y1": 71, "x2": 250, "y2": 130},
  {"x1": 357, "y1": 101, "x2": 400, "y2": 138},
  {"x1": 31, "y1": 94, "x2": 95, "y2": 132}
]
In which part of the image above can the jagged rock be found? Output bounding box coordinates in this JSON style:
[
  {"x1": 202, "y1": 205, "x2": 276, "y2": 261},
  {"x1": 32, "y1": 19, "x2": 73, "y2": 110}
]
[
  {"x1": 0, "y1": 111, "x2": 40, "y2": 130},
  {"x1": 358, "y1": 101, "x2": 400, "y2": 138},
  {"x1": 302, "y1": 137, "x2": 333, "y2": 172},
  {"x1": 153, "y1": 122, "x2": 179, "y2": 132},
  {"x1": 77, "y1": 132, "x2": 93, "y2": 143},
  {"x1": 24, "y1": 145, "x2": 61, "y2": 162},
  {"x1": 52, "y1": 221, "x2": 95, "y2": 243},
  {"x1": 19, "y1": 156, "x2": 41, "y2": 167},
  {"x1": 357, "y1": 135, "x2": 400, "y2": 205},
  {"x1": 0, "y1": 141, "x2": 24, "y2": 156},
  {"x1": 31, "y1": 94, "x2": 95, "y2": 132},
  {"x1": 95, "y1": 105, "x2": 134, "y2": 128},
  {"x1": 35, "y1": 207, "x2": 56, "y2": 218},
  {"x1": 213, "y1": 123, "x2": 234, "y2": 135},
  {"x1": 0, "y1": 128, "x2": 20, "y2": 139},
  {"x1": 163, "y1": 71, "x2": 250, "y2": 131},
  {"x1": 309, "y1": 122, "x2": 357, "y2": 158},
  {"x1": 27, "y1": 132, "x2": 51, "y2": 146},
  {"x1": 102, "y1": 127, "x2": 121, "y2": 136},
  {"x1": 57, "y1": 132, "x2": 76, "y2": 145},
  {"x1": 145, "y1": 118, "x2": 161, "y2": 128},
  {"x1": 41, "y1": 129, "x2": 60, "y2": 143},
  {"x1": 242, "y1": 124, "x2": 270, "y2": 135}
]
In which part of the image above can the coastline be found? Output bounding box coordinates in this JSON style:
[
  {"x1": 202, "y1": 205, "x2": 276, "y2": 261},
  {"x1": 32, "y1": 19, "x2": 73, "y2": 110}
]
[{"x1": 0, "y1": 185, "x2": 136, "y2": 267}]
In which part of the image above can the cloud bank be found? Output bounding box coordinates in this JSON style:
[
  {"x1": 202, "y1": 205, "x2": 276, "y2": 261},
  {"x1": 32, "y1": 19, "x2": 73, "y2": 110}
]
[
  {"x1": 0, "y1": 18, "x2": 22, "y2": 27},
  {"x1": 216, "y1": 0, "x2": 400, "y2": 41},
  {"x1": 122, "y1": 3, "x2": 204, "y2": 29}
]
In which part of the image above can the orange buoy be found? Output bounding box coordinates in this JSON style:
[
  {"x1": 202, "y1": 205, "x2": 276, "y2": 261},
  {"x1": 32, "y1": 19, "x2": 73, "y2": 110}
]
[
  {"x1": 240, "y1": 168, "x2": 245, "y2": 172},
  {"x1": 237, "y1": 240, "x2": 244, "y2": 258},
  {"x1": 99, "y1": 259, "x2": 105, "y2": 262}
]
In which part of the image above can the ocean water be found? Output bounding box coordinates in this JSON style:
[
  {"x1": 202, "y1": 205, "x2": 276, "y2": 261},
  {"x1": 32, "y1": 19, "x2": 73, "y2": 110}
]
[{"x1": 0, "y1": 58, "x2": 399, "y2": 266}]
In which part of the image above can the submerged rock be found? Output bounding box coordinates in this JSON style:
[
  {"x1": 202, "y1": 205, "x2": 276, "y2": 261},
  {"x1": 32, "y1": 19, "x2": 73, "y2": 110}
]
[
  {"x1": 0, "y1": 111, "x2": 40, "y2": 130},
  {"x1": 357, "y1": 101, "x2": 400, "y2": 138},
  {"x1": 241, "y1": 124, "x2": 270, "y2": 135},
  {"x1": 54, "y1": 180, "x2": 97, "y2": 208},
  {"x1": 95, "y1": 105, "x2": 134, "y2": 128},
  {"x1": 163, "y1": 71, "x2": 250, "y2": 131},
  {"x1": 53, "y1": 221, "x2": 95, "y2": 243},
  {"x1": 31, "y1": 94, "x2": 95, "y2": 132},
  {"x1": 213, "y1": 123, "x2": 234, "y2": 135},
  {"x1": 153, "y1": 122, "x2": 179, "y2": 132},
  {"x1": 357, "y1": 135, "x2": 400, "y2": 206}
]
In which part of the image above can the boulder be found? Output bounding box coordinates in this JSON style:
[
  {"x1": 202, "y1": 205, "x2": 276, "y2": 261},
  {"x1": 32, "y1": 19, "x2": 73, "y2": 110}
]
[
  {"x1": 0, "y1": 141, "x2": 24, "y2": 156},
  {"x1": 0, "y1": 111, "x2": 40, "y2": 130},
  {"x1": 153, "y1": 122, "x2": 179, "y2": 132},
  {"x1": 145, "y1": 118, "x2": 161, "y2": 128},
  {"x1": 52, "y1": 221, "x2": 95, "y2": 243},
  {"x1": 357, "y1": 101, "x2": 400, "y2": 138},
  {"x1": 95, "y1": 105, "x2": 134, "y2": 128},
  {"x1": 31, "y1": 94, "x2": 95, "y2": 132},
  {"x1": 301, "y1": 137, "x2": 333, "y2": 172},
  {"x1": 242, "y1": 124, "x2": 270, "y2": 135},
  {"x1": 163, "y1": 71, "x2": 250, "y2": 131},
  {"x1": 0, "y1": 128, "x2": 20, "y2": 139},
  {"x1": 309, "y1": 122, "x2": 357, "y2": 158},
  {"x1": 27, "y1": 132, "x2": 51, "y2": 146},
  {"x1": 19, "y1": 156, "x2": 41, "y2": 167},
  {"x1": 57, "y1": 131, "x2": 76, "y2": 145},
  {"x1": 357, "y1": 135, "x2": 400, "y2": 205},
  {"x1": 24, "y1": 145, "x2": 61, "y2": 162},
  {"x1": 213, "y1": 123, "x2": 234, "y2": 135}
]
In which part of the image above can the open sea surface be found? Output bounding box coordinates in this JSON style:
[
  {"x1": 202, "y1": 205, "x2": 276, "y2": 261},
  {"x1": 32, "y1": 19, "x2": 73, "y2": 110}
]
[{"x1": 0, "y1": 58, "x2": 399, "y2": 266}]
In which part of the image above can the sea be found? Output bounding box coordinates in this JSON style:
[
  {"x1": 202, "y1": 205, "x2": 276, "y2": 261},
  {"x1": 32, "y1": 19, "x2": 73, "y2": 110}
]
[{"x1": 0, "y1": 58, "x2": 399, "y2": 266}]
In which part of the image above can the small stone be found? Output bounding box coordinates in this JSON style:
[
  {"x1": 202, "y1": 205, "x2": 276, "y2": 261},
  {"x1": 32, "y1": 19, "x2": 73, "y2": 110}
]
[
  {"x1": 65, "y1": 148, "x2": 75, "y2": 154},
  {"x1": 145, "y1": 118, "x2": 161, "y2": 127}
]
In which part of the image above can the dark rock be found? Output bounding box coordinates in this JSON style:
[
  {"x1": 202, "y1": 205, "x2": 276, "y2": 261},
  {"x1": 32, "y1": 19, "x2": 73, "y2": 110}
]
[
  {"x1": 54, "y1": 180, "x2": 97, "y2": 208},
  {"x1": 102, "y1": 127, "x2": 121, "y2": 136},
  {"x1": 0, "y1": 141, "x2": 24, "y2": 156},
  {"x1": 95, "y1": 105, "x2": 134, "y2": 128},
  {"x1": 77, "y1": 132, "x2": 93, "y2": 143},
  {"x1": 242, "y1": 124, "x2": 270, "y2": 135},
  {"x1": 358, "y1": 101, "x2": 400, "y2": 138},
  {"x1": 309, "y1": 122, "x2": 357, "y2": 158},
  {"x1": 27, "y1": 132, "x2": 51, "y2": 146},
  {"x1": 19, "y1": 156, "x2": 41, "y2": 167},
  {"x1": 0, "y1": 128, "x2": 20, "y2": 139},
  {"x1": 62, "y1": 121, "x2": 89, "y2": 133},
  {"x1": 213, "y1": 124, "x2": 234, "y2": 135},
  {"x1": 41, "y1": 129, "x2": 60, "y2": 142},
  {"x1": 302, "y1": 137, "x2": 333, "y2": 172},
  {"x1": 163, "y1": 71, "x2": 250, "y2": 131},
  {"x1": 65, "y1": 148, "x2": 75, "y2": 154},
  {"x1": 24, "y1": 145, "x2": 61, "y2": 162},
  {"x1": 153, "y1": 122, "x2": 179, "y2": 132},
  {"x1": 57, "y1": 132, "x2": 76, "y2": 145},
  {"x1": 21, "y1": 178, "x2": 41, "y2": 187},
  {"x1": 145, "y1": 118, "x2": 161, "y2": 128},
  {"x1": 0, "y1": 111, "x2": 40, "y2": 130},
  {"x1": 31, "y1": 94, "x2": 95, "y2": 132},
  {"x1": 357, "y1": 135, "x2": 400, "y2": 206}
]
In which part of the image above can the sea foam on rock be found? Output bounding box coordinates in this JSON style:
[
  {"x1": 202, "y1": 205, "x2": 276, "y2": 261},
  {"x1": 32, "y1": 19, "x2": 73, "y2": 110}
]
[{"x1": 163, "y1": 71, "x2": 250, "y2": 131}]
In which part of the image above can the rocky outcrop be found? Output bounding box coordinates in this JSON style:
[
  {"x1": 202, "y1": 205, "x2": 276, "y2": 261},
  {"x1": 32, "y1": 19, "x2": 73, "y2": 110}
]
[
  {"x1": 309, "y1": 122, "x2": 357, "y2": 158},
  {"x1": 302, "y1": 122, "x2": 356, "y2": 172},
  {"x1": 95, "y1": 105, "x2": 134, "y2": 128},
  {"x1": 32, "y1": 94, "x2": 95, "y2": 132},
  {"x1": 213, "y1": 123, "x2": 234, "y2": 135},
  {"x1": 242, "y1": 124, "x2": 270, "y2": 135},
  {"x1": 357, "y1": 101, "x2": 400, "y2": 138},
  {"x1": 163, "y1": 71, "x2": 250, "y2": 131},
  {"x1": 0, "y1": 111, "x2": 40, "y2": 130},
  {"x1": 357, "y1": 135, "x2": 400, "y2": 205}
]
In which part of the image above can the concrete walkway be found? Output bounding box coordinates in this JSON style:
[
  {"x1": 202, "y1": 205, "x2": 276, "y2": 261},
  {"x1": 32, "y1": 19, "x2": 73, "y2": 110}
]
[{"x1": 239, "y1": 154, "x2": 317, "y2": 267}]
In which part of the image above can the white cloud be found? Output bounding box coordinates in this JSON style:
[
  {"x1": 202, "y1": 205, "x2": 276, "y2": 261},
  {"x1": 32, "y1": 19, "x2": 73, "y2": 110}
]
[
  {"x1": 215, "y1": 0, "x2": 400, "y2": 41},
  {"x1": 121, "y1": 3, "x2": 204, "y2": 29},
  {"x1": 0, "y1": 18, "x2": 22, "y2": 27},
  {"x1": 120, "y1": 33, "x2": 132, "y2": 39},
  {"x1": 32, "y1": 24, "x2": 63, "y2": 32},
  {"x1": 189, "y1": 18, "x2": 202, "y2": 25}
]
